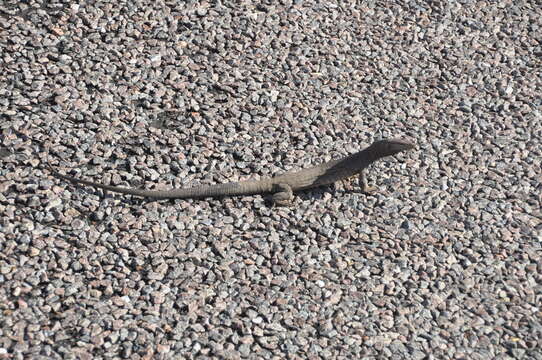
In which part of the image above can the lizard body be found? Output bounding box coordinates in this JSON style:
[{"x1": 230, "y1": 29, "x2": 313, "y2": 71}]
[{"x1": 50, "y1": 139, "x2": 414, "y2": 204}]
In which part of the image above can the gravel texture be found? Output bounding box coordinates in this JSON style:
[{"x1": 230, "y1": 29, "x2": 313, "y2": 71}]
[{"x1": 1, "y1": 0, "x2": 541, "y2": 359}]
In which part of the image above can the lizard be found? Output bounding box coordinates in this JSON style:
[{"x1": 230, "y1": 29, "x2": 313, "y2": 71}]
[{"x1": 49, "y1": 138, "x2": 414, "y2": 205}]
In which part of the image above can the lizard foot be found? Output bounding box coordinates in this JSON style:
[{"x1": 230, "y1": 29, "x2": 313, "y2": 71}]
[
  {"x1": 271, "y1": 183, "x2": 293, "y2": 206},
  {"x1": 358, "y1": 173, "x2": 377, "y2": 195},
  {"x1": 361, "y1": 185, "x2": 378, "y2": 195}
]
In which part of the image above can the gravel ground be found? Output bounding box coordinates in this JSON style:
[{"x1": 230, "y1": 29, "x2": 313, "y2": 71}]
[{"x1": 1, "y1": 0, "x2": 541, "y2": 359}]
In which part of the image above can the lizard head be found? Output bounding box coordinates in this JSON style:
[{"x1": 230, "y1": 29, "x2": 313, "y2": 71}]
[{"x1": 370, "y1": 139, "x2": 415, "y2": 157}]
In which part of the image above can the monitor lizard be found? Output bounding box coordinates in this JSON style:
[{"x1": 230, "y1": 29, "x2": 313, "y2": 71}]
[{"x1": 49, "y1": 139, "x2": 414, "y2": 205}]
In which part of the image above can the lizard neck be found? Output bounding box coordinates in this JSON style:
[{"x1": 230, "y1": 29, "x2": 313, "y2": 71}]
[{"x1": 348, "y1": 146, "x2": 382, "y2": 168}]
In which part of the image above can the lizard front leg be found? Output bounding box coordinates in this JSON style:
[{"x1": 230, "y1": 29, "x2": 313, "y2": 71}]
[
  {"x1": 358, "y1": 171, "x2": 377, "y2": 195},
  {"x1": 271, "y1": 183, "x2": 294, "y2": 206}
]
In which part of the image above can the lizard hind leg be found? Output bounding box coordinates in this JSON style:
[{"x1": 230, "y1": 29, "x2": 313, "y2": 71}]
[{"x1": 271, "y1": 183, "x2": 294, "y2": 206}]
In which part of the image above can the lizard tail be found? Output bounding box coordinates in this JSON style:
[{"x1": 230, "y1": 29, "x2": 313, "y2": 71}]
[{"x1": 50, "y1": 167, "x2": 272, "y2": 200}]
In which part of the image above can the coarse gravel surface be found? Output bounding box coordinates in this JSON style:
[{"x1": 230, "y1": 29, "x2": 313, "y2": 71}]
[{"x1": 1, "y1": 0, "x2": 541, "y2": 359}]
